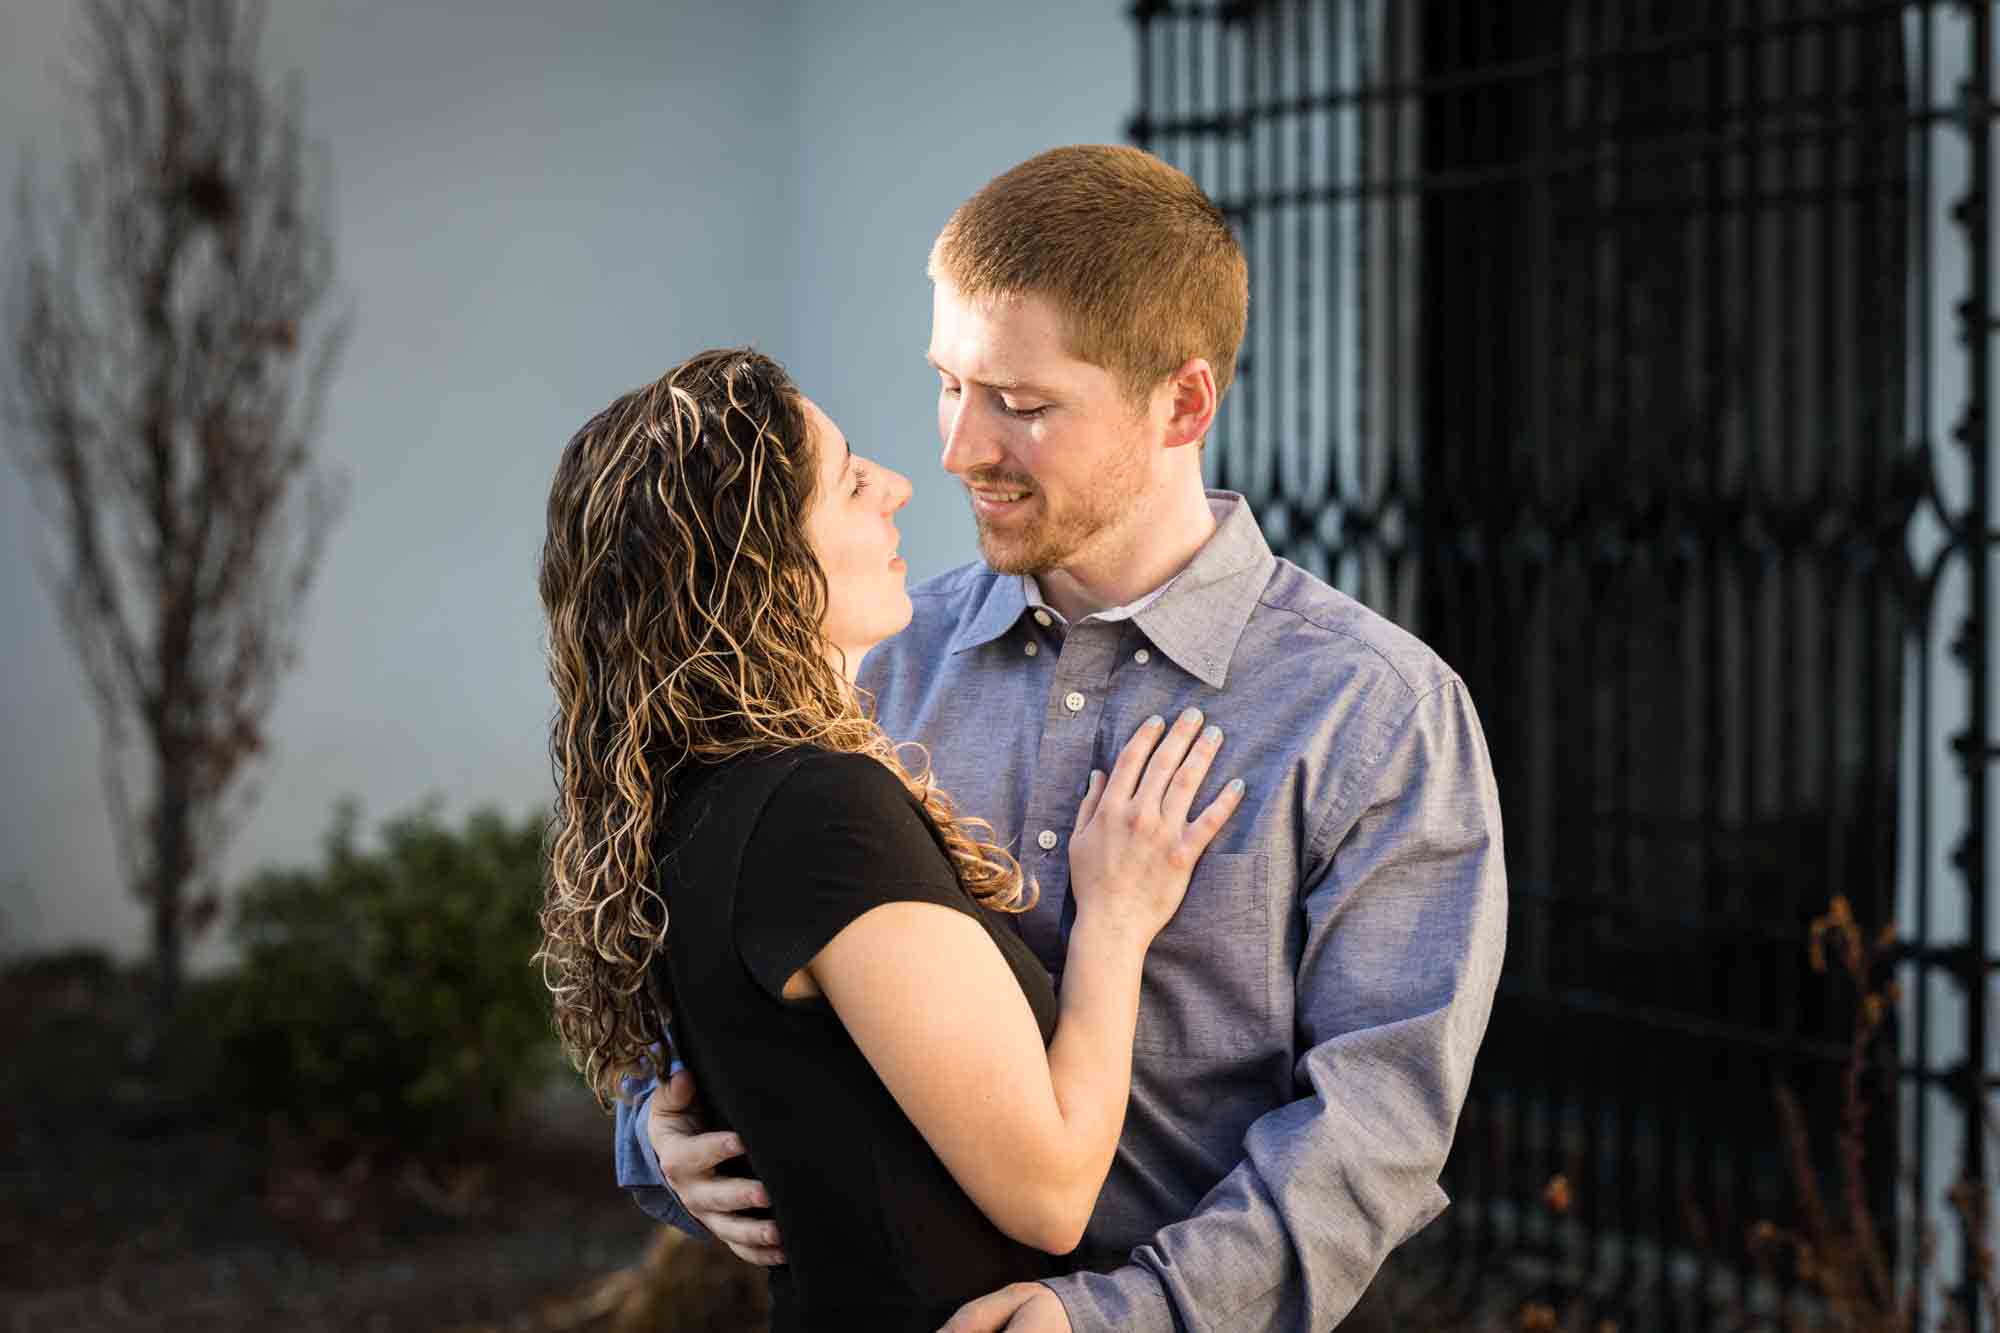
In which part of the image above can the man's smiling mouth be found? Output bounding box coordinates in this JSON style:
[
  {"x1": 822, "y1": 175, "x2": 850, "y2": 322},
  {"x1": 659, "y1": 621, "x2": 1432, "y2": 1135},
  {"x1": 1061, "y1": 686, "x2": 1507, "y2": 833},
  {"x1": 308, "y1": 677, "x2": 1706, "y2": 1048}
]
[{"x1": 970, "y1": 486, "x2": 1032, "y2": 504}]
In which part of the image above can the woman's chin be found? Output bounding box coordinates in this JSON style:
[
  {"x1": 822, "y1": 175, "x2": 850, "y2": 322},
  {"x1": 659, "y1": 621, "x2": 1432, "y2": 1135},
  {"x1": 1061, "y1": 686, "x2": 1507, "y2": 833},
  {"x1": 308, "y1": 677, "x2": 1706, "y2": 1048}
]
[{"x1": 858, "y1": 604, "x2": 916, "y2": 660}]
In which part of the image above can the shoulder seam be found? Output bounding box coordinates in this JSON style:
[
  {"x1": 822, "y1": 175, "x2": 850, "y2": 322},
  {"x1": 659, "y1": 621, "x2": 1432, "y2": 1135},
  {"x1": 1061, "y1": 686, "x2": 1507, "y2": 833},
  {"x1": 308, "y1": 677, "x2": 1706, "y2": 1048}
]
[
  {"x1": 767, "y1": 750, "x2": 918, "y2": 813},
  {"x1": 1304, "y1": 676, "x2": 1466, "y2": 867},
  {"x1": 776, "y1": 746, "x2": 894, "y2": 783},
  {"x1": 1252, "y1": 592, "x2": 1456, "y2": 698}
]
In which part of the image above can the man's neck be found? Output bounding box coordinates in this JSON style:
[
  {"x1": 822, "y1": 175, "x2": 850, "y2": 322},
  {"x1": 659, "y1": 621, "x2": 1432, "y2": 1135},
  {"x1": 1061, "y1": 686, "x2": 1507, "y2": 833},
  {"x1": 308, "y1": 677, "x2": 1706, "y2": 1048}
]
[{"x1": 1035, "y1": 483, "x2": 1217, "y2": 623}]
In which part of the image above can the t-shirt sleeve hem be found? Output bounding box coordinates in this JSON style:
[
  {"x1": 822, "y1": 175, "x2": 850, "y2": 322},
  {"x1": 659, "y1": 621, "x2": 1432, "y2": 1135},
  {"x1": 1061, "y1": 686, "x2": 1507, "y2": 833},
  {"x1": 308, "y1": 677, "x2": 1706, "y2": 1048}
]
[
  {"x1": 733, "y1": 752, "x2": 982, "y2": 1004},
  {"x1": 738, "y1": 878, "x2": 984, "y2": 1003}
]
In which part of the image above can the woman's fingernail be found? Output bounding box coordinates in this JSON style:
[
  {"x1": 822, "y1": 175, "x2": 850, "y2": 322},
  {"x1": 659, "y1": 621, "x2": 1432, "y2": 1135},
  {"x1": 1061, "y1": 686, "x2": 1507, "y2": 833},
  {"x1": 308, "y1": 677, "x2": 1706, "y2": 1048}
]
[
  {"x1": 1146, "y1": 714, "x2": 1164, "y2": 730},
  {"x1": 1227, "y1": 778, "x2": 1245, "y2": 795},
  {"x1": 1203, "y1": 725, "x2": 1223, "y2": 746},
  {"x1": 1180, "y1": 706, "x2": 1202, "y2": 726}
]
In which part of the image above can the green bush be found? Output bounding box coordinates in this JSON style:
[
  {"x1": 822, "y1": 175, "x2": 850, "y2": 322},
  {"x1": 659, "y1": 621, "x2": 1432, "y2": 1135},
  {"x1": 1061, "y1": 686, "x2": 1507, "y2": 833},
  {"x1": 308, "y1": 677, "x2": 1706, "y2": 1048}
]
[{"x1": 213, "y1": 797, "x2": 556, "y2": 1152}]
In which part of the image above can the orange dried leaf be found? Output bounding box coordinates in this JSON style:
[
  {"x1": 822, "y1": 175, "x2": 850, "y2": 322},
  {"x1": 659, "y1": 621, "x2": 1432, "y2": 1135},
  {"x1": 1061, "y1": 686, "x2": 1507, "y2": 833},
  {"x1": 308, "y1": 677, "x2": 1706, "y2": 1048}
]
[{"x1": 1518, "y1": 1302, "x2": 1558, "y2": 1332}]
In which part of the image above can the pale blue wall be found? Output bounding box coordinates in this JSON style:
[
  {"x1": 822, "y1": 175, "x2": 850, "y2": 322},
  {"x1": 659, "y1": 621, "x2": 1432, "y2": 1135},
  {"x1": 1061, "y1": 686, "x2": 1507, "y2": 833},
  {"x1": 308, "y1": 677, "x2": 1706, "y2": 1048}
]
[
  {"x1": 785, "y1": 1, "x2": 1137, "y2": 589},
  {"x1": 0, "y1": 1, "x2": 1133, "y2": 963}
]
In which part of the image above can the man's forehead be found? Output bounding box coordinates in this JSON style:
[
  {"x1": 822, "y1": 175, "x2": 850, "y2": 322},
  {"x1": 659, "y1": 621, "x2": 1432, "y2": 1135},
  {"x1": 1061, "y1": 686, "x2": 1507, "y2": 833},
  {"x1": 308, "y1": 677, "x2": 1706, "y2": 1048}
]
[
  {"x1": 932, "y1": 281, "x2": 1058, "y2": 328},
  {"x1": 927, "y1": 289, "x2": 1078, "y2": 382},
  {"x1": 925, "y1": 348, "x2": 1064, "y2": 393}
]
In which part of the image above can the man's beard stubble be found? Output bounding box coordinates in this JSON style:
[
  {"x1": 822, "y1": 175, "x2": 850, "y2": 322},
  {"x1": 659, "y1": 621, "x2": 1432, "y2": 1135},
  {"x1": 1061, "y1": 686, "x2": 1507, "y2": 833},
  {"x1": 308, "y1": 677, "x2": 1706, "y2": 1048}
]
[
  {"x1": 967, "y1": 439, "x2": 1150, "y2": 576},
  {"x1": 967, "y1": 486, "x2": 1089, "y2": 576}
]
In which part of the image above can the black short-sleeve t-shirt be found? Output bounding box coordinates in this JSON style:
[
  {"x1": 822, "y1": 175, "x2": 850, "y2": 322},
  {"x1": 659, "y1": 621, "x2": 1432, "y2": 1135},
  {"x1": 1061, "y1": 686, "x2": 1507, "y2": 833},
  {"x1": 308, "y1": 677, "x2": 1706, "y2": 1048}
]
[{"x1": 654, "y1": 746, "x2": 1060, "y2": 1332}]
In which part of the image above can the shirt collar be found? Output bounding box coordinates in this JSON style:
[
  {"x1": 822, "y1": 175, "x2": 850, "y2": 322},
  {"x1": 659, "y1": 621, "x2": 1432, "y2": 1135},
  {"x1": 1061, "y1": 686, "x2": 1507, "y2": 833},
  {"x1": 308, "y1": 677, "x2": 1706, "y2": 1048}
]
[
  {"x1": 947, "y1": 491, "x2": 1275, "y2": 689},
  {"x1": 948, "y1": 567, "x2": 1033, "y2": 655},
  {"x1": 1019, "y1": 572, "x2": 1175, "y2": 625},
  {"x1": 1128, "y1": 492, "x2": 1273, "y2": 688}
]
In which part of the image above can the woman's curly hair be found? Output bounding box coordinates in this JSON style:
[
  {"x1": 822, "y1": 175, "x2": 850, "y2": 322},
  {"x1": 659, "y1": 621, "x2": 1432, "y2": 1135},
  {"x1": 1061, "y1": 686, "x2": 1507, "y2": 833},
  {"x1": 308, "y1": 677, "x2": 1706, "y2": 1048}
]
[{"x1": 536, "y1": 347, "x2": 1031, "y2": 1107}]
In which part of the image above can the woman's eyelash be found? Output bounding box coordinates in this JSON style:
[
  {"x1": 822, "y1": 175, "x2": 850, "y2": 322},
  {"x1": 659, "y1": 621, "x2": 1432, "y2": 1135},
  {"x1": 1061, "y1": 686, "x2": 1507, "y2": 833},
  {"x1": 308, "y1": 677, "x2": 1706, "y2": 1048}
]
[{"x1": 851, "y1": 467, "x2": 869, "y2": 497}]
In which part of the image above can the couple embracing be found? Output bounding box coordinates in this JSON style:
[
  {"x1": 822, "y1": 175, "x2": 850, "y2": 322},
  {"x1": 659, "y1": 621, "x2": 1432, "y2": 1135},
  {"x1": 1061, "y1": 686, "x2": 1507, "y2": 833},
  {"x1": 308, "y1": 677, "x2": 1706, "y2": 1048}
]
[{"x1": 535, "y1": 145, "x2": 1506, "y2": 1332}]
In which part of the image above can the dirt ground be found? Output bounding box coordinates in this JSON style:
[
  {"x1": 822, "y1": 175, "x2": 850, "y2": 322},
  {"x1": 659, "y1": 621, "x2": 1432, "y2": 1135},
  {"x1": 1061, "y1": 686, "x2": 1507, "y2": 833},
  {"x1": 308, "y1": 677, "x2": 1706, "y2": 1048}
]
[
  {"x1": 0, "y1": 956, "x2": 771, "y2": 1333},
  {"x1": 0, "y1": 1073, "x2": 717, "y2": 1332},
  {"x1": 0, "y1": 956, "x2": 1513, "y2": 1332}
]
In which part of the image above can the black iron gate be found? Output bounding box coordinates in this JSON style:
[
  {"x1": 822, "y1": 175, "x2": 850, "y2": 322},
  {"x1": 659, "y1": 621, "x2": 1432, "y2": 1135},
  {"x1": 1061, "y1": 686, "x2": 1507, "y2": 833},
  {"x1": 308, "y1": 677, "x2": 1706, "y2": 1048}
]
[{"x1": 1130, "y1": 2, "x2": 1995, "y2": 1327}]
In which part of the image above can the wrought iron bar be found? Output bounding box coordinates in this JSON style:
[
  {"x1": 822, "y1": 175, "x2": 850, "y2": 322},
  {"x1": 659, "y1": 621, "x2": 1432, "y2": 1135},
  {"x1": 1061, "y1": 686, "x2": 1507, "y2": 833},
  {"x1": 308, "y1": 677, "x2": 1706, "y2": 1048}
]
[
  {"x1": 1129, "y1": 2, "x2": 1962, "y2": 1325},
  {"x1": 1950, "y1": 1, "x2": 1991, "y2": 1324},
  {"x1": 1141, "y1": 0, "x2": 1940, "y2": 133}
]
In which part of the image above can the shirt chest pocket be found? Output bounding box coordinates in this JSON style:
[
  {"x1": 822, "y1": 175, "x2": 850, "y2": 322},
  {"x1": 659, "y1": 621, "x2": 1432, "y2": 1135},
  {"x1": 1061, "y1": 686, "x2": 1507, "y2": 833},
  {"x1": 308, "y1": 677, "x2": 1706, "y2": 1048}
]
[{"x1": 1132, "y1": 852, "x2": 1272, "y2": 1058}]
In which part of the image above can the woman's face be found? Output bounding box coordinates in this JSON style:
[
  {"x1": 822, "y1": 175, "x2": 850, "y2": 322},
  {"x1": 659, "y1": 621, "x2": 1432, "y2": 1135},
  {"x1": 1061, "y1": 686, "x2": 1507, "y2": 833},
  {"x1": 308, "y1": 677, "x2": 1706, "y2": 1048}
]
[{"x1": 800, "y1": 395, "x2": 914, "y2": 678}]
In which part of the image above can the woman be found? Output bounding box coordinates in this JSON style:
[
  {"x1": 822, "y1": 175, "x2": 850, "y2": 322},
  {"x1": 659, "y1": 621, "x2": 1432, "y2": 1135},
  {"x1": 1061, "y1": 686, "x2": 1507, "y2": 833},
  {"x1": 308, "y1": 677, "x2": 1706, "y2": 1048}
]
[{"x1": 536, "y1": 348, "x2": 1240, "y2": 1330}]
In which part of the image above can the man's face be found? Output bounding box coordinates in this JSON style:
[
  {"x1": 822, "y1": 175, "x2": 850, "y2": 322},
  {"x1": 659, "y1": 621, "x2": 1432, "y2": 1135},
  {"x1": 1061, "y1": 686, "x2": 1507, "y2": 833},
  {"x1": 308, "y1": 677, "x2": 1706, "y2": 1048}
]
[{"x1": 927, "y1": 281, "x2": 1155, "y2": 576}]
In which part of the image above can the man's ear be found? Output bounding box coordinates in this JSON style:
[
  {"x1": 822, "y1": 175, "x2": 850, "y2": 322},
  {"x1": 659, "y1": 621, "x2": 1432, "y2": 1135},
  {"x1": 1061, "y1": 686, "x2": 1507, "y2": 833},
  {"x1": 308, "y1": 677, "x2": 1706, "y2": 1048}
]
[{"x1": 1160, "y1": 357, "x2": 1218, "y2": 449}]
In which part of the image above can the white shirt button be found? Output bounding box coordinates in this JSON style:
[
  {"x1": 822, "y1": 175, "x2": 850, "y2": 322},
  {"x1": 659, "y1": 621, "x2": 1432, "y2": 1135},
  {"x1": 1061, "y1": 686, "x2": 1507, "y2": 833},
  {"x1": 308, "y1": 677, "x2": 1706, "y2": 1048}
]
[
  {"x1": 1036, "y1": 829, "x2": 1059, "y2": 851},
  {"x1": 1033, "y1": 609, "x2": 1053, "y2": 627},
  {"x1": 1024, "y1": 641, "x2": 1039, "y2": 657},
  {"x1": 1134, "y1": 649, "x2": 1151, "y2": 664},
  {"x1": 1064, "y1": 691, "x2": 1086, "y2": 713}
]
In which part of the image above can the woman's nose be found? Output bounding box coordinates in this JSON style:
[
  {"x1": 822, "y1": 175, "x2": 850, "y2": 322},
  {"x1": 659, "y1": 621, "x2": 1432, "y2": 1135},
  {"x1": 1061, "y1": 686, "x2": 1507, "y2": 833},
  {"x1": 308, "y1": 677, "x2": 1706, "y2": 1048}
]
[{"x1": 883, "y1": 467, "x2": 912, "y2": 513}]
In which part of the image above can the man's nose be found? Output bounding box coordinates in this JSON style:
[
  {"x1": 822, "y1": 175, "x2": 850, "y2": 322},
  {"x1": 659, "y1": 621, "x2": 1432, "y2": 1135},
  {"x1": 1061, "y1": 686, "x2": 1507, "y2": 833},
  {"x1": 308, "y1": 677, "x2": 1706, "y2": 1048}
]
[{"x1": 939, "y1": 398, "x2": 1000, "y2": 475}]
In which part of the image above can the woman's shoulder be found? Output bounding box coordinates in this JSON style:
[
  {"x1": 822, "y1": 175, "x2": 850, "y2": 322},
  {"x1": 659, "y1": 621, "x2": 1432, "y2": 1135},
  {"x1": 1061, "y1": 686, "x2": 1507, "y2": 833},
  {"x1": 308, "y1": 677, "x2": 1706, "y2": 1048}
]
[
  {"x1": 738, "y1": 749, "x2": 961, "y2": 911},
  {"x1": 747, "y1": 751, "x2": 956, "y2": 884},
  {"x1": 688, "y1": 745, "x2": 911, "y2": 819},
  {"x1": 765, "y1": 747, "x2": 917, "y2": 818}
]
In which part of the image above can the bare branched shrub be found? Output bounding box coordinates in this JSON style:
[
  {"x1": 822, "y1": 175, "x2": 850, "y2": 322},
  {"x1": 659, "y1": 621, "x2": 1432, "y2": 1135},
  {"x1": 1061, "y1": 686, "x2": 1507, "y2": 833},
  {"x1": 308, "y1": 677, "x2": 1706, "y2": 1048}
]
[
  {"x1": 1469, "y1": 898, "x2": 1992, "y2": 1333},
  {"x1": 1726, "y1": 897, "x2": 1994, "y2": 1332},
  {"x1": 4, "y1": 0, "x2": 348, "y2": 1023}
]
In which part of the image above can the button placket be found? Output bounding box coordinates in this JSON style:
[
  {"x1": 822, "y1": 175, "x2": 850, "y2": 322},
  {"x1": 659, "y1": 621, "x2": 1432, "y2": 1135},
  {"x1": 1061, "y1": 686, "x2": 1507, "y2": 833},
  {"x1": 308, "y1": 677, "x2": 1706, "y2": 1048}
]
[{"x1": 1015, "y1": 621, "x2": 1122, "y2": 960}]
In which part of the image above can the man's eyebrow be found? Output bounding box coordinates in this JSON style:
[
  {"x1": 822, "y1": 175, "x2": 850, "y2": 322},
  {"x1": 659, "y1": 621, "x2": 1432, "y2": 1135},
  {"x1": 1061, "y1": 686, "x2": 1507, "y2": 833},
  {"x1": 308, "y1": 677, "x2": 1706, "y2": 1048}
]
[{"x1": 925, "y1": 356, "x2": 1056, "y2": 397}]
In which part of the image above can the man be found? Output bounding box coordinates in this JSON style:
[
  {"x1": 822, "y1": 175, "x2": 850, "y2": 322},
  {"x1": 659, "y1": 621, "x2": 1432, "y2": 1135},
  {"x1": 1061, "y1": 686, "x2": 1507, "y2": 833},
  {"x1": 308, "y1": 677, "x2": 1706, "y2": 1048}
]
[{"x1": 617, "y1": 144, "x2": 1506, "y2": 1331}]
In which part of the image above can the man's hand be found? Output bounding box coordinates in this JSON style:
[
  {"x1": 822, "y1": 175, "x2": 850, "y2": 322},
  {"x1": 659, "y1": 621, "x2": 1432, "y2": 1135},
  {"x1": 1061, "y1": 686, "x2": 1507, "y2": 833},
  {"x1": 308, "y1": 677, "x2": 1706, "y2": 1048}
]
[
  {"x1": 646, "y1": 1067, "x2": 785, "y2": 1265},
  {"x1": 938, "y1": 1282, "x2": 1071, "y2": 1333}
]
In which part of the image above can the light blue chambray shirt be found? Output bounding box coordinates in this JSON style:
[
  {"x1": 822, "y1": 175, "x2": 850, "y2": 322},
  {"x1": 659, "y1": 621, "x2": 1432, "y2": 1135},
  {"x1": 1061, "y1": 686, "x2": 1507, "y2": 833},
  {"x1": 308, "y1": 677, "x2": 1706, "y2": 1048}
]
[{"x1": 618, "y1": 491, "x2": 1507, "y2": 1331}]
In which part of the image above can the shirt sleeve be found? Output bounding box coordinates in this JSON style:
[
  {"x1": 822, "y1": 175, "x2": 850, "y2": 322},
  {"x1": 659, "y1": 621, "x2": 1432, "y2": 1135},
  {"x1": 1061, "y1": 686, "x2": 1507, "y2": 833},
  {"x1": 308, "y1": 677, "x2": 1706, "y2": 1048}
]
[
  {"x1": 735, "y1": 750, "x2": 979, "y2": 1004},
  {"x1": 614, "y1": 1066, "x2": 712, "y2": 1238},
  {"x1": 1044, "y1": 678, "x2": 1509, "y2": 1331}
]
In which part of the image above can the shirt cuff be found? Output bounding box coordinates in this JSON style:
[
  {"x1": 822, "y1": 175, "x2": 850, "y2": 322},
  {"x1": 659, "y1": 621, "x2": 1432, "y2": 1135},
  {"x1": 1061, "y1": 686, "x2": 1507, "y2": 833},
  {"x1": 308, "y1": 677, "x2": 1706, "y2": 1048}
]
[
  {"x1": 614, "y1": 1062, "x2": 716, "y2": 1243},
  {"x1": 1044, "y1": 1265, "x2": 1173, "y2": 1333},
  {"x1": 614, "y1": 1077, "x2": 669, "y2": 1189}
]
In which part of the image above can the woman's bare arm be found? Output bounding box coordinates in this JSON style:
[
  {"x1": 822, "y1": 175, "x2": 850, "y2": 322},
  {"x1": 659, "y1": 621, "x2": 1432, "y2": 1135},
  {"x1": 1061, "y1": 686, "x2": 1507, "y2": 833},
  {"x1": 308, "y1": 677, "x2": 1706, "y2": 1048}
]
[{"x1": 806, "y1": 710, "x2": 1241, "y2": 1253}]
